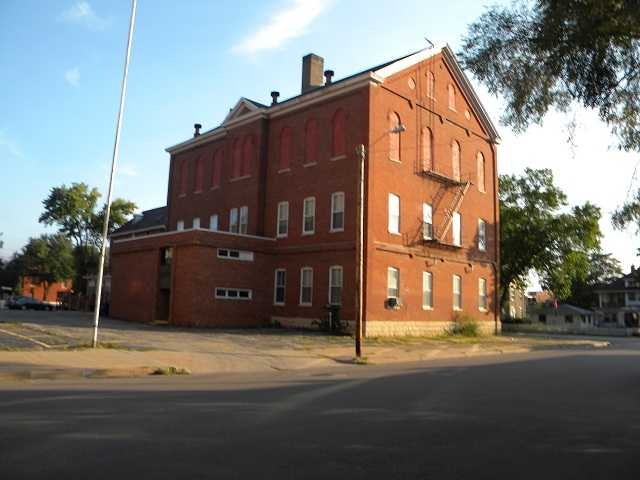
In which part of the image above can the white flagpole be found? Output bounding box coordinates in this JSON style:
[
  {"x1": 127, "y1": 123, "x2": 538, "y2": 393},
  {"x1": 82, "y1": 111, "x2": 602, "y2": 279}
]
[{"x1": 92, "y1": 0, "x2": 137, "y2": 347}]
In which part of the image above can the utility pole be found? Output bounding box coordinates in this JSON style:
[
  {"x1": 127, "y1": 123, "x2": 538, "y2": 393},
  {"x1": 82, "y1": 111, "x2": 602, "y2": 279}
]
[
  {"x1": 92, "y1": 0, "x2": 137, "y2": 348},
  {"x1": 355, "y1": 144, "x2": 366, "y2": 358}
]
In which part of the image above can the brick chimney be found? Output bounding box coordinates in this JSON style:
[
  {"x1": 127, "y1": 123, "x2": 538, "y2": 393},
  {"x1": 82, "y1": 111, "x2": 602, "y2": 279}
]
[{"x1": 301, "y1": 54, "x2": 324, "y2": 94}]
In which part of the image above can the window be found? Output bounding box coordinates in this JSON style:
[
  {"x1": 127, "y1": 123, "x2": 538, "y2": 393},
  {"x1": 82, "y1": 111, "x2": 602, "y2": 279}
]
[
  {"x1": 479, "y1": 278, "x2": 487, "y2": 311},
  {"x1": 478, "y1": 219, "x2": 486, "y2": 251},
  {"x1": 387, "y1": 267, "x2": 400, "y2": 299},
  {"x1": 423, "y1": 272, "x2": 433, "y2": 309},
  {"x1": 452, "y1": 140, "x2": 461, "y2": 181},
  {"x1": 176, "y1": 220, "x2": 184, "y2": 231},
  {"x1": 279, "y1": 127, "x2": 292, "y2": 170},
  {"x1": 217, "y1": 248, "x2": 254, "y2": 261},
  {"x1": 388, "y1": 193, "x2": 400, "y2": 234},
  {"x1": 209, "y1": 214, "x2": 218, "y2": 231},
  {"x1": 239, "y1": 206, "x2": 248, "y2": 234},
  {"x1": 565, "y1": 315, "x2": 574, "y2": 324},
  {"x1": 447, "y1": 83, "x2": 456, "y2": 110},
  {"x1": 421, "y1": 127, "x2": 433, "y2": 171},
  {"x1": 192, "y1": 217, "x2": 200, "y2": 229},
  {"x1": 423, "y1": 203, "x2": 433, "y2": 240},
  {"x1": 453, "y1": 275, "x2": 462, "y2": 310},
  {"x1": 477, "y1": 152, "x2": 485, "y2": 193},
  {"x1": 194, "y1": 157, "x2": 204, "y2": 192},
  {"x1": 303, "y1": 197, "x2": 315, "y2": 234},
  {"x1": 232, "y1": 138, "x2": 242, "y2": 178},
  {"x1": 178, "y1": 160, "x2": 187, "y2": 195},
  {"x1": 426, "y1": 71, "x2": 435, "y2": 98},
  {"x1": 274, "y1": 269, "x2": 286, "y2": 305},
  {"x1": 452, "y1": 211, "x2": 461, "y2": 246},
  {"x1": 331, "y1": 108, "x2": 346, "y2": 158},
  {"x1": 277, "y1": 201, "x2": 289, "y2": 237},
  {"x1": 211, "y1": 150, "x2": 223, "y2": 187},
  {"x1": 331, "y1": 192, "x2": 345, "y2": 232},
  {"x1": 388, "y1": 111, "x2": 401, "y2": 162},
  {"x1": 215, "y1": 288, "x2": 252, "y2": 300},
  {"x1": 329, "y1": 266, "x2": 343, "y2": 305},
  {"x1": 304, "y1": 119, "x2": 318, "y2": 164},
  {"x1": 242, "y1": 136, "x2": 254, "y2": 176},
  {"x1": 229, "y1": 208, "x2": 238, "y2": 233},
  {"x1": 539, "y1": 314, "x2": 547, "y2": 323},
  {"x1": 160, "y1": 247, "x2": 173, "y2": 266},
  {"x1": 300, "y1": 267, "x2": 313, "y2": 305}
]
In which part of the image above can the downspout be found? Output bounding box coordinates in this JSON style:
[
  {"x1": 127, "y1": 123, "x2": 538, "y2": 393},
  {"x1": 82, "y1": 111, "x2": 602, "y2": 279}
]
[{"x1": 491, "y1": 141, "x2": 500, "y2": 334}]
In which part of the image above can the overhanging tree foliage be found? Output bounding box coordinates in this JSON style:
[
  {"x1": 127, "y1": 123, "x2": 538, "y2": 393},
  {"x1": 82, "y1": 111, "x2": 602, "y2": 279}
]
[
  {"x1": 460, "y1": 0, "x2": 640, "y2": 151},
  {"x1": 566, "y1": 251, "x2": 623, "y2": 308},
  {"x1": 500, "y1": 168, "x2": 602, "y2": 309},
  {"x1": 39, "y1": 183, "x2": 135, "y2": 290}
]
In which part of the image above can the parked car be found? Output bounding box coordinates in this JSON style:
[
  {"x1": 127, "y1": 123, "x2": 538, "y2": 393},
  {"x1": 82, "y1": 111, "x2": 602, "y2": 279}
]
[{"x1": 6, "y1": 296, "x2": 53, "y2": 311}]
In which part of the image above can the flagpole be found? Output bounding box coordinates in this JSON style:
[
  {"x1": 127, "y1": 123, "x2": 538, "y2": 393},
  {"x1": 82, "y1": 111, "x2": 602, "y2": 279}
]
[{"x1": 92, "y1": 0, "x2": 137, "y2": 347}]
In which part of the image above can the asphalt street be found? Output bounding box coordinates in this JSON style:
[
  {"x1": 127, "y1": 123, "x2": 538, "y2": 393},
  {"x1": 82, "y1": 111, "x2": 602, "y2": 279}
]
[{"x1": 1, "y1": 345, "x2": 639, "y2": 479}]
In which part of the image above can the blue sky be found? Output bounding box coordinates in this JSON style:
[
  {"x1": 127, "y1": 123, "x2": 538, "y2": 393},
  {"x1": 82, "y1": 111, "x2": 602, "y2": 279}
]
[{"x1": 1, "y1": 0, "x2": 638, "y2": 272}]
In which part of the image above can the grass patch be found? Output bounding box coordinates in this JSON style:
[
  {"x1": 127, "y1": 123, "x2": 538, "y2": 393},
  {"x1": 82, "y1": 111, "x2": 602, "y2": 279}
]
[
  {"x1": 447, "y1": 313, "x2": 480, "y2": 337},
  {"x1": 150, "y1": 366, "x2": 191, "y2": 376}
]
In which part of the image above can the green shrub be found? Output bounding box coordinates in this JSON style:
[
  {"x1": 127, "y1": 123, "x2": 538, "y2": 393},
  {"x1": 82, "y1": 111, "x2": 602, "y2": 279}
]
[{"x1": 449, "y1": 313, "x2": 480, "y2": 337}]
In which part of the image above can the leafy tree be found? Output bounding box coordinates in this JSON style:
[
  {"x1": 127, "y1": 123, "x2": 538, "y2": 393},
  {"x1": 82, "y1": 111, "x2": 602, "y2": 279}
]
[
  {"x1": 0, "y1": 232, "x2": 4, "y2": 249},
  {"x1": 566, "y1": 251, "x2": 623, "y2": 308},
  {"x1": 500, "y1": 168, "x2": 602, "y2": 309},
  {"x1": 460, "y1": 0, "x2": 640, "y2": 151},
  {"x1": 18, "y1": 234, "x2": 75, "y2": 301},
  {"x1": 0, "y1": 254, "x2": 21, "y2": 291},
  {"x1": 39, "y1": 183, "x2": 135, "y2": 290}
]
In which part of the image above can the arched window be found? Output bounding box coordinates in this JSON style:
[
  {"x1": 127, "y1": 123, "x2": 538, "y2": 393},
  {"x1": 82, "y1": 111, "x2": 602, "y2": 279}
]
[
  {"x1": 426, "y1": 71, "x2": 435, "y2": 98},
  {"x1": 331, "y1": 109, "x2": 346, "y2": 158},
  {"x1": 304, "y1": 119, "x2": 318, "y2": 164},
  {"x1": 242, "y1": 136, "x2": 254, "y2": 176},
  {"x1": 388, "y1": 111, "x2": 401, "y2": 162},
  {"x1": 211, "y1": 149, "x2": 223, "y2": 187},
  {"x1": 194, "y1": 156, "x2": 204, "y2": 192},
  {"x1": 232, "y1": 139, "x2": 242, "y2": 178},
  {"x1": 447, "y1": 83, "x2": 456, "y2": 110},
  {"x1": 279, "y1": 127, "x2": 292, "y2": 170},
  {"x1": 421, "y1": 126, "x2": 433, "y2": 171},
  {"x1": 452, "y1": 140, "x2": 461, "y2": 181},
  {"x1": 178, "y1": 159, "x2": 187, "y2": 195},
  {"x1": 477, "y1": 151, "x2": 485, "y2": 193}
]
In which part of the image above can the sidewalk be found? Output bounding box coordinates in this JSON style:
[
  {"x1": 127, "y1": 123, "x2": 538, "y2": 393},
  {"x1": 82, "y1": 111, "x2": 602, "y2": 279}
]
[{"x1": 0, "y1": 310, "x2": 612, "y2": 382}]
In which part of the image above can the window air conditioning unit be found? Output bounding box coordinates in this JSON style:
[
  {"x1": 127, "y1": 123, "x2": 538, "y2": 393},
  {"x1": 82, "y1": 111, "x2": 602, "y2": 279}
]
[{"x1": 386, "y1": 297, "x2": 399, "y2": 309}]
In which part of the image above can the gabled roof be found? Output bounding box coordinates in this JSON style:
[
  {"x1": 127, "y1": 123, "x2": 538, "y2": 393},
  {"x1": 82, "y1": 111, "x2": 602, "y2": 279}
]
[
  {"x1": 221, "y1": 97, "x2": 267, "y2": 125},
  {"x1": 594, "y1": 271, "x2": 640, "y2": 292},
  {"x1": 111, "y1": 206, "x2": 167, "y2": 238},
  {"x1": 166, "y1": 44, "x2": 500, "y2": 154},
  {"x1": 537, "y1": 303, "x2": 595, "y2": 315}
]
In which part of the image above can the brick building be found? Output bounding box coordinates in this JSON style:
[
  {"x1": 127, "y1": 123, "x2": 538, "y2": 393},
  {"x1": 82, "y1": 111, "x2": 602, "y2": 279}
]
[
  {"x1": 110, "y1": 45, "x2": 501, "y2": 335},
  {"x1": 20, "y1": 276, "x2": 71, "y2": 304}
]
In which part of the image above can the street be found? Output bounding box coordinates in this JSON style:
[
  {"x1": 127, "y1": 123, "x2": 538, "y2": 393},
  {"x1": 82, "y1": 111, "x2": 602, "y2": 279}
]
[{"x1": 1, "y1": 345, "x2": 639, "y2": 479}]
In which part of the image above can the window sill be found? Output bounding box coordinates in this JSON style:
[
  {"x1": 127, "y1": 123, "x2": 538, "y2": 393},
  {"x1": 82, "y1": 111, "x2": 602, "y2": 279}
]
[
  {"x1": 388, "y1": 231, "x2": 401, "y2": 236},
  {"x1": 302, "y1": 231, "x2": 315, "y2": 236},
  {"x1": 277, "y1": 168, "x2": 291, "y2": 174},
  {"x1": 330, "y1": 155, "x2": 346, "y2": 162},
  {"x1": 273, "y1": 302, "x2": 285, "y2": 307},
  {"x1": 422, "y1": 306, "x2": 433, "y2": 311},
  {"x1": 453, "y1": 307, "x2": 462, "y2": 311},
  {"x1": 178, "y1": 193, "x2": 186, "y2": 198},
  {"x1": 193, "y1": 190, "x2": 203, "y2": 195},
  {"x1": 276, "y1": 234, "x2": 288, "y2": 239},
  {"x1": 478, "y1": 308, "x2": 488, "y2": 312},
  {"x1": 299, "y1": 303, "x2": 312, "y2": 307},
  {"x1": 230, "y1": 175, "x2": 251, "y2": 183},
  {"x1": 388, "y1": 158, "x2": 402, "y2": 164},
  {"x1": 330, "y1": 228, "x2": 344, "y2": 233},
  {"x1": 210, "y1": 185, "x2": 220, "y2": 191},
  {"x1": 303, "y1": 162, "x2": 317, "y2": 168}
]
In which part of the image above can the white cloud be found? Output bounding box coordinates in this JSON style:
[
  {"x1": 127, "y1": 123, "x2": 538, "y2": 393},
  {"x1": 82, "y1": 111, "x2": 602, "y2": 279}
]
[
  {"x1": 60, "y1": 2, "x2": 110, "y2": 31},
  {"x1": 232, "y1": 0, "x2": 331, "y2": 54},
  {"x1": 119, "y1": 164, "x2": 139, "y2": 177},
  {"x1": 0, "y1": 129, "x2": 23, "y2": 158},
  {"x1": 64, "y1": 67, "x2": 80, "y2": 87}
]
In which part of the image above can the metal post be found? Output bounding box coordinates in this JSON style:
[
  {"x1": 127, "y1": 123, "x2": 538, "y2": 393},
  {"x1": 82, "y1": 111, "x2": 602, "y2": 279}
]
[
  {"x1": 92, "y1": 0, "x2": 137, "y2": 348},
  {"x1": 355, "y1": 144, "x2": 366, "y2": 358}
]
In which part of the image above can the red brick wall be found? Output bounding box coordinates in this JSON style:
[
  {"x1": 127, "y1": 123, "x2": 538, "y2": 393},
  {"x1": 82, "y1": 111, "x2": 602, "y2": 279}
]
[
  {"x1": 21, "y1": 277, "x2": 71, "y2": 302},
  {"x1": 364, "y1": 52, "x2": 499, "y2": 327},
  {"x1": 110, "y1": 249, "x2": 159, "y2": 322}
]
